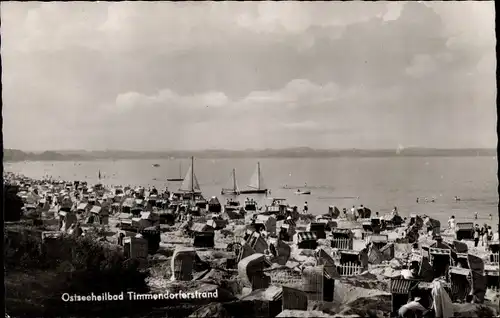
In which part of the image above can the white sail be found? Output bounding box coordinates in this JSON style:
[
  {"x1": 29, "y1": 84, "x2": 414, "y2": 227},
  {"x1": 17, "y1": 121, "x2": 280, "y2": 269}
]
[
  {"x1": 179, "y1": 165, "x2": 201, "y2": 193},
  {"x1": 248, "y1": 162, "x2": 266, "y2": 190},
  {"x1": 222, "y1": 169, "x2": 239, "y2": 193}
]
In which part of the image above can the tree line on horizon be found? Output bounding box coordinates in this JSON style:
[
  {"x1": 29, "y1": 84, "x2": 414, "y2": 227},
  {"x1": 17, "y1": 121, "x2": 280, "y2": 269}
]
[{"x1": 4, "y1": 147, "x2": 496, "y2": 162}]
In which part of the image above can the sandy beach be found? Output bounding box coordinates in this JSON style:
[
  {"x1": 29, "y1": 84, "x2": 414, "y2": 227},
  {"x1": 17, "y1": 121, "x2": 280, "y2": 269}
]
[{"x1": 4, "y1": 171, "x2": 500, "y2": 317}]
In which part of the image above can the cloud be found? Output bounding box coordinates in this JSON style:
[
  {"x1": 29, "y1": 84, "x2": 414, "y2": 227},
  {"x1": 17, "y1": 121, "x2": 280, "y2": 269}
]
[
  {"x1": 405, "y1": 54, "x2": 439, "y2": 78},
  {"x1": 114, "y1": 90, "x2": 229, "y2": 112},
  {"x1": 240, "y1": 80, "x2": 341, "y2": 108},
  {"x1": 1, "y1": 1, "x2": 496, "y2": 151}
]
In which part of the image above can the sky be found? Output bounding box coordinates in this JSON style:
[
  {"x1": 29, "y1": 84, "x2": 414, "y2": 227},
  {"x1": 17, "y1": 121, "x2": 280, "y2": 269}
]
[{"x1": 1, "y1": 1, "x2": 497, "y2": 151}]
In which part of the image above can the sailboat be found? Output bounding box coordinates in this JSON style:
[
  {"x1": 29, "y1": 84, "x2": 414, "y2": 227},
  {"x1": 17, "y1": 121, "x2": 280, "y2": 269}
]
[
  {"x1": 221, "y1": 168, "x2": 240, "y2": 195},
  {"x1": 167, "y1": 162, "x2": 184, "y2": 181},
  {"x1": 240, "y1": 162, "x2": 268, "y2": 194},
  {"x1": 178, "y1": 157, "x2": 207, "y2": 210},
  {"x1": 179, "y1": 157, "x2": 201, "y2": 194}
]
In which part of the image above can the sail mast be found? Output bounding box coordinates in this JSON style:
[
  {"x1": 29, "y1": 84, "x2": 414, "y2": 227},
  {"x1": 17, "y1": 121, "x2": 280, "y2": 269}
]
[
  {"x1": 191, "y1": 156, "x2": 194, "y2": 193},
  {"x1": 179, "y1": 162, "x2": 182, "y2": 179},
  {"x1": 257, "y1": 162, "x2": 261, "y2": 190},
  {"x1": 233, "y1": 168, "x2": 237, "y2": 192}
]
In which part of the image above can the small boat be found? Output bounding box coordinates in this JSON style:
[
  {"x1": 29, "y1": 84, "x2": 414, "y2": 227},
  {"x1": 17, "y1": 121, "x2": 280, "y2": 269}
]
[
  {"x1": 152, "y1": 164, "x2": 160, "y2": 168},
  {"x1": 239, "y1": 162, "x2": 268, "y2": 194},
  {"x1": 295, "y1": 189, "x2": 311, "y2": 195},
  {"x1": 167, "y1": 162, "x2": 184, "y2": 182}
]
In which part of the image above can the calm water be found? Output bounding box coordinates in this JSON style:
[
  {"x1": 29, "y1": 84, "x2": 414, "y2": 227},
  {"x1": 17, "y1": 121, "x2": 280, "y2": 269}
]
[{"x1": 5, "y1": 157, "x2": 499, "y2": 226}]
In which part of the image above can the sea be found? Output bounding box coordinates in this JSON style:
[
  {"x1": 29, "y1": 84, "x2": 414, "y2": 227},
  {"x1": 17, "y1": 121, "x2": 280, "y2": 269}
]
[{"x1": 4, "y1": 157, "x2": 499, "y2": 227}]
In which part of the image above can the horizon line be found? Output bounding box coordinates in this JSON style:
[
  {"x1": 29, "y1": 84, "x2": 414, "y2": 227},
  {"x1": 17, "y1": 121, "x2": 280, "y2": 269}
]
[{"x1": 6, "y1": 147, "x2": 497, "y2": 153}]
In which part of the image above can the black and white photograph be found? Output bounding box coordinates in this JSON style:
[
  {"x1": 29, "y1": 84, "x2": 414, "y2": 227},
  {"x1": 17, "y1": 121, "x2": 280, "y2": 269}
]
[{"x1": 2, "y1": 1, "x2": 499, "y2": 317}]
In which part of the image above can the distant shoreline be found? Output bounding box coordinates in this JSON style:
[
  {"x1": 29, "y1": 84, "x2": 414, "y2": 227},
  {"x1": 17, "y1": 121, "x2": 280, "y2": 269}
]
[{"x1": 4, "y1": 148, "x2": 497, "y2": 162}]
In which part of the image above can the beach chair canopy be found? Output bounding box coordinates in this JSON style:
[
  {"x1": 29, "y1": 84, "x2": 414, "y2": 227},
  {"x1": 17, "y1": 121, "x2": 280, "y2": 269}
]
[
  {"x1": 368, "y1": 244, "x2": 384, "y2": 264},
  {"x1": 456, "y1": 223, "x2": 474, "y2": 231},
  {"x1": 367, "y1": 234, "x2": 388, "y2": 244},
  {"x1": 449, "y1": 266, "x2": 470, "y2": 276},
  {"x1": 240, "y1": 285, "x2": 283, "y2": 302},
  {"x1": 120, "y1": 219, "x2": 133, "y2": 225},
  {"x1": 308, "y1": 222, "x2": 326, "y2": 230},
  {"x1": 390, "y1": 278, "x2": 416, "y2": 294},
  {"x1": 190, "y1": 222, "x2": 214, "y2": 233},
  {"x1": 206, "y1": 220, "x2": 217, "y2": 229},
  {"x1": 424, "y1": 217, "x2": 441, "y2": 228},
  {"x1": 340, "y1": 250, "x2": 360, "y2": 257},
  {"x1": 209, "y1": 197, "x2": 220, "y2": 205},
  {"x1": 467, "y1": 254, "x2": 485, "y2": 273},
  {"x1": 453, "y1": 240, "x2": 468, "y2": 253},
  {"x1": 315, "y1": 248, "x2": 340, "y2": 279},
  {"x1": 77, "y1": 203, "x2": 88, "y2": 211},
  {"x1": 90, "y1": 206, "x2": 102, "y2": 214},
  {"x1": 328, "y1": 206, "x2": 341, "y2": 218},
  {"x1": 121, "y1": 198, "x2": 135, "y2": 207},
  {"x1": 281, "y1": 224, "x2": 291, "y2": 230},
  {"x1": 42, "y1": 231, "x2": 63, "y2": 240},
  {"x1": 238, "y1": 253, "x2": 267, "y2": 285},
  {"x1": 297, "y1": 232, "x2": 317, "y2": 243},
  {"x1": 331, "y1": 228, "x2": 353, "y2": 238},
  {"x1": 118, "y1": 213, "x2": 132, "y2": 219},
  {"x1": 140, "y1": 211, "x2": 152, "y2": 220}
]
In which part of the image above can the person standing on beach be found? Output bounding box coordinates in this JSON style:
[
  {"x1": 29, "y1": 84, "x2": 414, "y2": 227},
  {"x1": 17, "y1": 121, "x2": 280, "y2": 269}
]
[
  {"x1": 474, "y1": 224, "x2": 480, "y2": 247},
  {"x1": 487, "y1": 226, "x2": 493, "y2": 240},
  {"x1": 390, "y1": 207, "x2": 397, "y2": 220},
  {"x1": 448, "y1": 216, "x2": 456, "y2": 231},
  {"x1": 482, "y1": 226, "x2": 489, "y2": 248},
  {"x1": 474, "y1": 212, "x2": 478, "y2": 220},
  {"x1": 303, "y1": 201, "x2": 308, "y2": 214}
]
